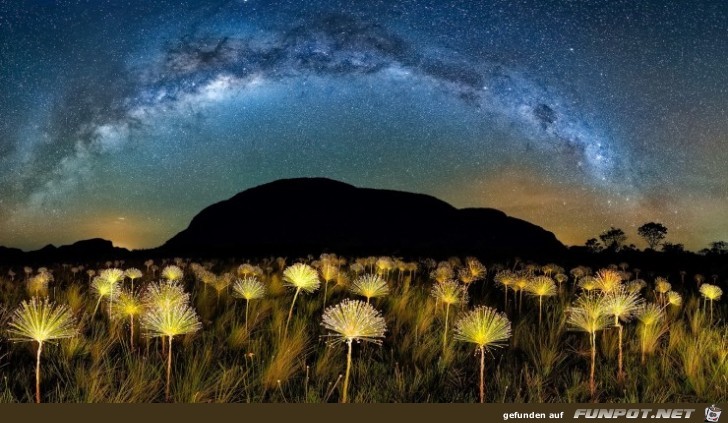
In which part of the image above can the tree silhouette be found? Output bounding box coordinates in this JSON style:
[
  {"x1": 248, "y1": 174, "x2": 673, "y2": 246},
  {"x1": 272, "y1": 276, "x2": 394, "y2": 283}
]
[
  {"x1": 661, "y1": 242, "x2": 684, "y2": 253},
  {"x1": 637, "y1": 222, "x2": 668, "y2": 250},
  {"x1": 585, "y1": 238, "x2": 603, "y2": 253},
  {"x1": 599, "y1": 227, "x2": 627, "y2": 252},
  {"x1": 708, "y1": 241, "x2": 728, "y2": 255}
]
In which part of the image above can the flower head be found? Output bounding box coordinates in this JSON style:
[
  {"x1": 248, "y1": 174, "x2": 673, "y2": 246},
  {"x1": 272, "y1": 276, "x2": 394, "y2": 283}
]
[
  {"x1": 237, "y1": 264, "x2": 263, "y2": 278},
  {"x1": 626, "y1": 279, "x2": 646, "y2": 294},
  {"x1": 603, "y1": 287, "x2": 644, "y2": 324},
  {"x1": 124, "y1": 268, "x2": 143, "y2": 281},
  {"x1": 161, "y1": 265, "x2": 184, "y2": 282},
  {"x1": 282, "y1": 263, "x2": 321, "y2": 294},
  {"x1": 375, "y1": 257, "x2": 394, "y2": 275},
  {"x1": 494, "y1": 270, "x2": 516, "y2": 290},
  {"x1": 594, "y1": 269, "x2": 623, "y2": 293},
  {"x1": 654, "y1": 277, "x2": 672, "y2": 294},
  {"x1": 567, "y1": 292, "x2": 609, "y2": 334},
  {"x1": 462, "y1": 257, "x2": 487, "y2": 283},
  {"x1": 212, "y1": 272, "x2": 234, "y2": 294},
  {"x1": 27, "y1": 272, "x2": 53, "y2": 297},
  {"x1": 636, "y1": 303, "x2": 663, "y2": 327},
  {"x1": 111, "y1": 288, "x2": 144, "y2": 321},
  {"x1": 140, "y1": 302, "x2": 201, "y2": 339},
  {"x1": 578, "y1": 276, "x2": 598, "y2": 292},
  {"x1": 430, "y1": 265, "x2": 454, "y2": 284},
  {"x1": 7, "y1": 297, "x2": 78, "y2": 344},
  {"x1": 321, "y1": 299, "x2": 387, "y2": 346},
  {"x1": 666, "y1": 291, "x2": 683, "y2": 307},
  {"x1": 142, "y1": 280, "x2": 190, "y2": 312},
  {"x1": 91, "y1": 274, "x2": 120, "y2": 299},
  {"x1": 514, "y1": 274, "x2": 529, "y2": 292},
  {"x1": 699, "y1": 284, "x2": 723, "y2": 301},
  {"x1": 453, "y1": 306, "x2": 512, "y2": 350},
  {"x1": 431, "y1": 279, "x2": 469, "y2": 306},
  {"x1": 526, "y1": 276, "x2": 557, "y2": 298},
  {"x1": 349, "y1": 274, "x2": 390, "y2": 301},
  {"x1": 100, "y1": 268, "x2": 125, "y2": 284},
  {"x1": 232, "y1": 276, "x2": 267, "y2": 301}
]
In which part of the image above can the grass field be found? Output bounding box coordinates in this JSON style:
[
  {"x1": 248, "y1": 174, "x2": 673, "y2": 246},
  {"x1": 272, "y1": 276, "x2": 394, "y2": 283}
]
[{"x1": 0, "y1": 255, "x2": 725, "y2": 403}]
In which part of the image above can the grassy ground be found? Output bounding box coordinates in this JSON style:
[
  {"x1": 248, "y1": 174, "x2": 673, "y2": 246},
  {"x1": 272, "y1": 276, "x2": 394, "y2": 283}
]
[{"x1": 0, "y1": 256, "x2": 725, "y2": 403}]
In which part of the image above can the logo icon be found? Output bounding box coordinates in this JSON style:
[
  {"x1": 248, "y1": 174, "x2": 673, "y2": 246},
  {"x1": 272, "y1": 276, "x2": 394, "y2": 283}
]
[{"x1": 706, "y1": 405, "x2": 722, "y2": 422}]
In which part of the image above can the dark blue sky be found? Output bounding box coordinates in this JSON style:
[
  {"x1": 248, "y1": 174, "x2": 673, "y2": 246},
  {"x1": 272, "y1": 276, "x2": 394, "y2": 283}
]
[{"x1": 1, "y1": 0, "x2": 726, "y2": 251}]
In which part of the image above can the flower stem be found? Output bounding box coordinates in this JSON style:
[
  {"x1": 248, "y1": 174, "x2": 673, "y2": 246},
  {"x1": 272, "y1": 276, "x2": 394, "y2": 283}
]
[
  {"x1": 92, "y1": 297, "x2": 102, "y2": 317},
  {"x1": 342, "y1": 339, "x2": 353, "y2": 403},
  {"x1": 166, "y1": 336, "x2": 173, "y2": 402},
  {"x1": 479, "y1": 345, "x2": 485, "y2": 403},
  {"x1": 590, "y1": 331, "x2": 596, "y2": 400},
  {"x1": 285, "y1": 288, "x2": 301, "y2": 338},
  {"x1": 245, "y1": 299, "x2": 250, "y2": 332},
  {"x1": 442, "y1": 304, "x2": 450, "y2": 351},
  {"x1": 35, "y1": 341, "x2": 43, "y2": 404},
  {"x1": 617, "y1": 322, "x2": 624, "y2": 383}
]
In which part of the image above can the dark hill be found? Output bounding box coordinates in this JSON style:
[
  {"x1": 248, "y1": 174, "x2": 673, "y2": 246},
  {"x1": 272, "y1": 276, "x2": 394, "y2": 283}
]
[
  {"x1": 0, "y1": 238, "x2": 130, "y2": 265},
  {"x1": 49, "y1": 238, "x2": 129, "y2": 262},
  {"x1": 0, "y1": 246, "x2": 24, "y2": 263},
  {"x1": 161, "y1": 177, "x2": 566, "y2": 259}
]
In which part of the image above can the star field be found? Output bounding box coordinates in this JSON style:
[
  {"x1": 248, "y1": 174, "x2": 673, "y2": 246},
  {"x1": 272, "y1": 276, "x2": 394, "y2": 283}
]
[{"x1": 1, "y1": 0, "x2": 726, "y2": 251}]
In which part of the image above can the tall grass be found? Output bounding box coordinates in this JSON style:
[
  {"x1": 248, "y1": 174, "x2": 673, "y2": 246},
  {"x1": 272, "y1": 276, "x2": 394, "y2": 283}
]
[{"x1": 0, "y1": 256, "x2": 725, "y2": 403}]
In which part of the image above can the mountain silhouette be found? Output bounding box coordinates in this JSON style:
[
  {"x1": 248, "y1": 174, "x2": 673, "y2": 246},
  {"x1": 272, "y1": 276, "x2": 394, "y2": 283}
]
[
  {"x1": 161, "y1": 177, "x2": 566, "y2": 259},
  {"x1": 0, "y1": 238, "x2": 130, "y2": 265}
]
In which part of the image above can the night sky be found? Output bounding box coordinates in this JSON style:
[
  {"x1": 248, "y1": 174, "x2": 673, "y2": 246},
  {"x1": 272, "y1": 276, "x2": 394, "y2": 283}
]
[{"x1": 1, "y1": 0, "x2": 727, "y2": 252}]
